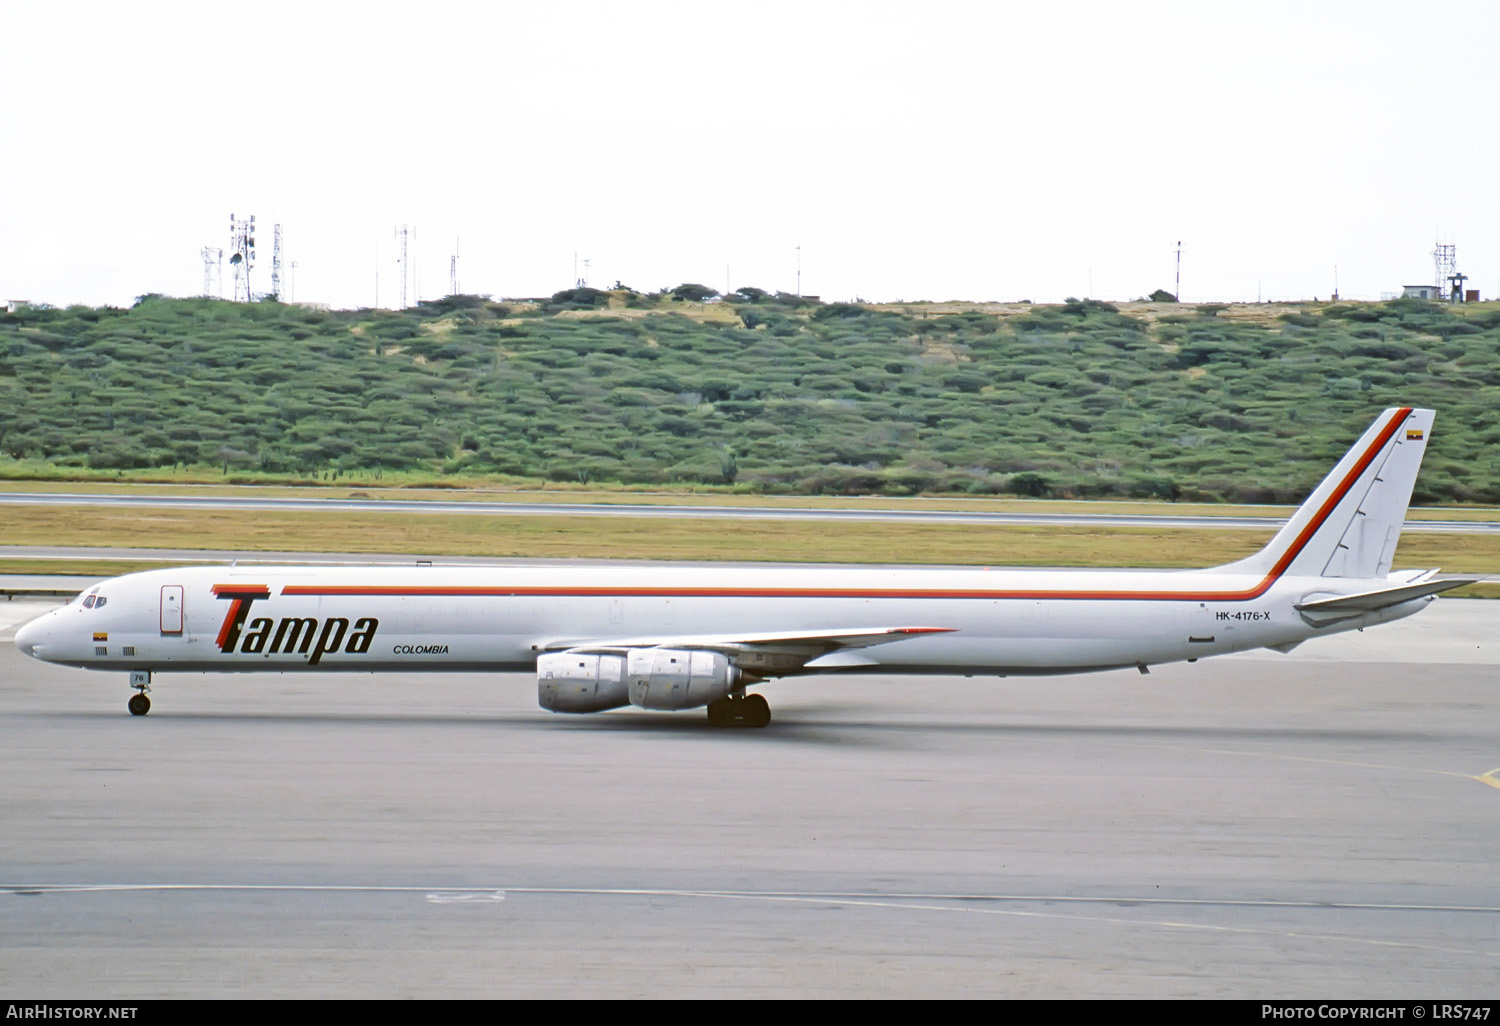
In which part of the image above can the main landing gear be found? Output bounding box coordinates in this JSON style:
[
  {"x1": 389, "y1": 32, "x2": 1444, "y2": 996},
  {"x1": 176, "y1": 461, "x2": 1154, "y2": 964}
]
[
  {"x1": 706, "y1": 692, "x2": 771, "y2": 729},
  {"x1": 128, "y1": 670, "x2": 152, "y2": 716}
]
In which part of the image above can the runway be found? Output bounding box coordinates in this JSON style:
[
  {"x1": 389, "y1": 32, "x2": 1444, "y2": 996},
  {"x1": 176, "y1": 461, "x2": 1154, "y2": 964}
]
[
  {"x1": 2, "y1": 489, "x2": 1496, "y2": 532},
  {"x1": 1, "y1": 596, "x2": 1496, "y2": 998}
]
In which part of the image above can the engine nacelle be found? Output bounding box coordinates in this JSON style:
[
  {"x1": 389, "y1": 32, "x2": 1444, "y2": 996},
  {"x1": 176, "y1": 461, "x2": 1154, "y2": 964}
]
[
  {"x1": 626, "y1": 648, "x2": 739, "y2": 711},
  {"x1": 538, "y1": 652, "x2": 628, "y2": 713}
]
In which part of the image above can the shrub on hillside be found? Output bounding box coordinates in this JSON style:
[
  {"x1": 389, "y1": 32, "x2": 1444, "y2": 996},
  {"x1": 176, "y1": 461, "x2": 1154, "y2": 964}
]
[
  {"x1": 544, "y1": 288, "x2": 611, "y2": 312},
  {"x1": 670, "y1": 283, "x2": 718, "y2": 302}
]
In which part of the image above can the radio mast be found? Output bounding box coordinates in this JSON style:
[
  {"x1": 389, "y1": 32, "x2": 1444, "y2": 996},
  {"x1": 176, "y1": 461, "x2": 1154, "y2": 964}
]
[
  {"x1": 271, "y1": 224, "x2": 284, "y2": 301},
  {"x1": 1434, "y1": 241, "x2": 1456, "y2": 300},
  {"x1": 229, "y1": 213, "x2": 255, "y2": 302},
  {"x1": 395, "y1": 225, "x2": 414, "y2": 307},
  {"x1": 200, "y1": 246, "x2": 222, "y2": 298}
]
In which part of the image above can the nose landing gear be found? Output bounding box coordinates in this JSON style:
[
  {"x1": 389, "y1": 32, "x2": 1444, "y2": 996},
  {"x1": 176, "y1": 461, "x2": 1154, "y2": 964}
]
[{"x1": 128, "y1": 670, "x2": 152, "y2": 716}]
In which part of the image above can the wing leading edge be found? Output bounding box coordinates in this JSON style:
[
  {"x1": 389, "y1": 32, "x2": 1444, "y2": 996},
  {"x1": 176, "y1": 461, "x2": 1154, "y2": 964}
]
[{"x1": 543, "y1": 625, "x2": 954, "y2": 662}]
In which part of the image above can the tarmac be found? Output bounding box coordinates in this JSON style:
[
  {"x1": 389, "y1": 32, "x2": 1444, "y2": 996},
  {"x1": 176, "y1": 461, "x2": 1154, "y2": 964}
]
[{"x1": 1, "y1": 589, "x2": 1496, "y2": 998}]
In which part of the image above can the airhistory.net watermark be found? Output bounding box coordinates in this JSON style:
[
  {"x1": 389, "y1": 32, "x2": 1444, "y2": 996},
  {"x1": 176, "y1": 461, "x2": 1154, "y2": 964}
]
[{"x1": 6, "y1": 1007, "x2": 138, "y2": 1020}]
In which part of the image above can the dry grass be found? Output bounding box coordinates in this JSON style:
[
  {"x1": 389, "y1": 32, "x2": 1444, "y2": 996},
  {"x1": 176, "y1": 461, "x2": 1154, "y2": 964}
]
[
  {"x1": 4, "y1": 506, "x2": 1497, "y2": 584},
  {"x1": 560, "y1": 302, "x2": 744, "y2": 325},
  {"x1": 0, "y1": 506, "x2": 1264, "y2": 566}
]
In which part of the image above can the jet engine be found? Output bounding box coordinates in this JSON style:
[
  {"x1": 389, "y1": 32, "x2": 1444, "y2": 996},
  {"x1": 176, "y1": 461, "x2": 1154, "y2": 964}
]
[
  {"x1": 537, "y1": 652, "x2": 629, "y2": 713},
  {"x1": 537, "y1": 648, "x2": 740, "y2": 713},
  {"x1": 624, "y1": 648, "x2": 739, "y2": 710}
]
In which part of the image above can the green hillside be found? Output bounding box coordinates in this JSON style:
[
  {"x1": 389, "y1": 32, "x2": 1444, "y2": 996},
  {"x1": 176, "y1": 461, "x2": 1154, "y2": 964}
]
[{"x1": 3, "y1": 290, "x2": 1498, "y2": 504}]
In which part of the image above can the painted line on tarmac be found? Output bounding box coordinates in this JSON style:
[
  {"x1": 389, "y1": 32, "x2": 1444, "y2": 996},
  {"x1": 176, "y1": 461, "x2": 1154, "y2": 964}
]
[
  {"x1": 424, "y1": 890, "x2": 507, "y2": 903},
  {"x1": 6, "y1": 882, "x2": 1500, "y2": 912},
  {"x1": 6, "y1": 883, "x2": 1497, "y2": 959}
]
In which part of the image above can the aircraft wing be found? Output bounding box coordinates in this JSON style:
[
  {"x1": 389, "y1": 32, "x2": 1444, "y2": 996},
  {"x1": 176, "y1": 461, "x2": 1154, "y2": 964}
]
[{"x1": 540, "y1": 625, "x2": 955, "y2": 674}]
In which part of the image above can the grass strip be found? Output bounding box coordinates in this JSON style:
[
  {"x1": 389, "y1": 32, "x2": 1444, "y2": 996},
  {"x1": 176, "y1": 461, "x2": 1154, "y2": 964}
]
[{"x1": 2, "y1": 506, "x2": 1497, "y2": 585}]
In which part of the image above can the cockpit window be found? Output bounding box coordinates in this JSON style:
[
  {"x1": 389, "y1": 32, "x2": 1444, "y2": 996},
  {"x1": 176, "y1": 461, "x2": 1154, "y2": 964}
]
[
  {"x1": 82, "y1": 595, "x2": 96, "y2": 609},
  {"x1": 95, "y1": 596, "x2": 107, "y2": 608}
]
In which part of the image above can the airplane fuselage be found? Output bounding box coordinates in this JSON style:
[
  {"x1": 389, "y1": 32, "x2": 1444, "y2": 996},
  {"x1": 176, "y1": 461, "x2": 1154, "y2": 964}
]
[{"x1": 15, "y1": 562, "x2": 1431, "y2": 678}]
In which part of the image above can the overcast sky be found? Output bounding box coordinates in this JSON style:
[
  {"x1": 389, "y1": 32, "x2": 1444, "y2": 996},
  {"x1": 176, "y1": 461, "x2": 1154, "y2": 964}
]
[{"x1": 4, "y1": 0, "x2": 1496, "y2": 310}]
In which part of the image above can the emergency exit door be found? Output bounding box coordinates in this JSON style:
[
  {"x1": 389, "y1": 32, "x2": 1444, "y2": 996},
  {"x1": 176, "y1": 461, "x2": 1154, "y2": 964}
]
[{"x1": 160, "y1": 585, "x2": 183, "y2": 634}]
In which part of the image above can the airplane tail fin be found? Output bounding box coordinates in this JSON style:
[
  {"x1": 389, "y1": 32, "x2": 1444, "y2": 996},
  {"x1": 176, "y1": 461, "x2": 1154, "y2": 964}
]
[{"x1": 1216, "y1": 407, "x2": 1431, "y2": 581}]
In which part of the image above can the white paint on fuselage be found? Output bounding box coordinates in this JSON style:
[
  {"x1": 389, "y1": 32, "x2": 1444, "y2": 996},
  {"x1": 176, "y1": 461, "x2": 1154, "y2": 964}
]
[{"x1": 13, "y1": 563, "x2": 1425, "y2": 679}]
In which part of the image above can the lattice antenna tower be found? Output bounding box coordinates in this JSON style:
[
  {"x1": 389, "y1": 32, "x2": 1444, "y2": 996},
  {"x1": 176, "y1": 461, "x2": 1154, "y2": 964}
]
[
  {"x1": 395, "y1": 225, "x2": 412, "y2": 308},
  {"x1": 228, "y1": 213, "x2": 256, "y2": 302},
  {"x1": 450, "y1": 237, "x2": 459, "y2": 296},
  {"x1": 271, "y1": 224, "x2": 284, "y2": 301},
  {"x1": 201, "y1": 246, "x2": 222, "y2": 298},
  {"x1": 1434, "y1": 241, "x2": 1456, "y2": 298}
]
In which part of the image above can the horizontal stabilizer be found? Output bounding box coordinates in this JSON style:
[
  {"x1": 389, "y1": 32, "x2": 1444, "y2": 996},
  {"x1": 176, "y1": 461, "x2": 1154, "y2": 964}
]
[{"x1": 1295, "y1": 577, "x2": 1477, "y2": 614}]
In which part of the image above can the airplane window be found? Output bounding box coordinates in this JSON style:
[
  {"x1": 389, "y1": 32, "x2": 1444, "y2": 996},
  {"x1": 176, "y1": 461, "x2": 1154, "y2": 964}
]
[
  {"x1": 95, "y1": 597, "x2": 108, "y2": 608},
  {"x1": 82, "y1": 596, "x2": 96, "y2": 609}
]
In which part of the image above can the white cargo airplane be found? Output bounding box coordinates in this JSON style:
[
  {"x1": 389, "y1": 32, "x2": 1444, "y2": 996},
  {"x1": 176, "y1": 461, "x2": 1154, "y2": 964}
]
[{"x1": 13, "y1": 407, "x2": 1473, "y2": 727}]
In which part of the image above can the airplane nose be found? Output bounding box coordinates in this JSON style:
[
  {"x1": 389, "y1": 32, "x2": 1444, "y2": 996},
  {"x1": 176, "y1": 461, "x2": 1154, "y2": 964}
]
[{"x1": 13, "y1": 618, "x2": 43, "y2": 659}]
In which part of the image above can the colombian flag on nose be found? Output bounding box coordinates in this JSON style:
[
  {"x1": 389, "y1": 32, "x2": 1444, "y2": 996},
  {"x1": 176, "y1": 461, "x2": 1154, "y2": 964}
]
[{"x1": 93, "y1": 632, "x2": 108, "y2": 641}]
